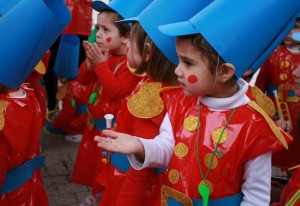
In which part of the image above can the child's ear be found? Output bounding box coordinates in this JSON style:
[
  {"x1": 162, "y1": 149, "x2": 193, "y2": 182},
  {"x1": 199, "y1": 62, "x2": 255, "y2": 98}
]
[
  {"x1": 218, "y1": 63, "x2": 235, "y2": 82},
  {"x1": 143, "y1": 42, "x2": 152, "y2": 62}
]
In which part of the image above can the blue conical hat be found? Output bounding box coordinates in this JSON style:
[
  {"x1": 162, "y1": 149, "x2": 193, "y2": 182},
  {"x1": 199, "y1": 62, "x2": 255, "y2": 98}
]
[
  {"x1": 159, "y1": 0, "x2": 300, "y2": 78},
  {"x1": 118, "y1": 0, "x2": 213, "y2": 65},
  {"x1": 92, "y1": 0, "x2": 153, "y2": 19},
  {"x1": 0, "y1": 0, "x2": 71, "y2": 89},
  {"x1": 53, "y1": 34, "x2": 80, "y2": 80},
  {"x1": 0, "y1": 0, "x2": 22, "y2": 16}
]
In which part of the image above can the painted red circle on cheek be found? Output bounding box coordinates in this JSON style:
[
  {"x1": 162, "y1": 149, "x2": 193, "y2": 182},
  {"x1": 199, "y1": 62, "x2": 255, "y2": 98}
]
[
  {"x1": 106, "y1": 37, "x2": 112, "y2": 43},
  {"x1": 188, "y1": 75, "x2": 198, "y2": 84}
]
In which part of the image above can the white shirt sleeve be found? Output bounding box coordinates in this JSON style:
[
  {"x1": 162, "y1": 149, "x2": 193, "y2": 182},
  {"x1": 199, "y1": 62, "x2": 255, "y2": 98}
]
[
  {"x1": 128, "y1": 113, "x2": 175, "y2": 170},
  {"x1": 241, "y1": 152, "x2": 272, "y2": 206}
]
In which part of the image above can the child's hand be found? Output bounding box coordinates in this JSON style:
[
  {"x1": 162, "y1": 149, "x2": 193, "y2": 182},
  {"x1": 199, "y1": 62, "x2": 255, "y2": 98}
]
[
  {"x1": 83, "y1": 40, "x2": 96, "y2": 70},
  {"x1": 276, "y1": 119, "x2": 292, "y2": 132},
  {"x1": 92, "y1": 43, "x2": 110, "y2": 65},
  {"x1": 94, "y1": 130, "x2": 143, "y2": 155}
]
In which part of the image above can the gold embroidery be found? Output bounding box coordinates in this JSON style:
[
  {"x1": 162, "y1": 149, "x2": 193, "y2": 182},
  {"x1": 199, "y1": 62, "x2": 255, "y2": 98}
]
[
  {"x1": 280, "y1": 60, "x2": 290, "y2": 69},
  {"x1": 251, "y1": 86, "x2": 276, "y2": 117},
  {"x1": 34, "y1": 60, "x2": 46, "y2": 75},
  {"x1": 248, "y1": 101, "x2": 289, "y2": 149},
  {"x1": 184, "y1": 116, "x2": 198, "y2": 132},
  {"x1": 161, "y1": 185, "x2": 193, "y2": 206},
  {"x1": 127, "y1": 82, "x2": 164, "y2": 119},
  {"x1": 174, "y1": 143, "x2": 188, "y2": 158},
  {"x1": 204, "y1": 153, "x2": 218, "y2": 169},
  {"x1": 278, "y1": 84, "x2": 299, "y2": 103},
  {"x1": 212, "y1": 128, "x2": 227, "y2": 144},
  {"x1": 0, "y1": 100, "x2": 8, "y2": 130},
  {"x1": 168, "y1": 169, "x2": 180, "y2": 184},
  {"x1": 56, "y1": 84, "x2": 67, "y2": 101}
]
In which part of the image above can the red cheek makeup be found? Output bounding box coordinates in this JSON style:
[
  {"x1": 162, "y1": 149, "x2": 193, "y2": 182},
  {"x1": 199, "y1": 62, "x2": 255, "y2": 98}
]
[
  {"x1": 106, "y1": 37, "x2": 112, "y2": 43},
  {"x1": 187, "y1": 74, "x2": 198, "y2": 84}
]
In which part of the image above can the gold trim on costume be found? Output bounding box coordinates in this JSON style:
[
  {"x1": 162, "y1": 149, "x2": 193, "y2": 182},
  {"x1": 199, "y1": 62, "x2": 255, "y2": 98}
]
[
  {"x1": 168, "y1": 169, "x2": 180, "y2": 184},
  {"x1": 174, "y1": 143, "x2": 189, "y2": 158},
  {"x1": 250, "y1": 86, "x2": 276, "y2": 117},
  {"x1": 248, "y1": 101, "x2": 289, "y2": 149},
  {"x1": 161, "y1": 185, "x2": 193, "y2": 206},
  {"x1": 184, "y1": 116, "x2": 198, "y2": 132},
  {"x1": 0, "y1": 100, "x2": 8, "y2": 130},
  {"x1": 127, "y1": 82, "x2": 164, "y2": 119},
  {"x1": 212, "y1": 128, "x2": 227, "y2": 144},
  {"x1": 204, "y1": 153, "x2": 218, "y2": 169},
  {"x1": 34, "y1": 61, "x2": 46, "y2": 75}
]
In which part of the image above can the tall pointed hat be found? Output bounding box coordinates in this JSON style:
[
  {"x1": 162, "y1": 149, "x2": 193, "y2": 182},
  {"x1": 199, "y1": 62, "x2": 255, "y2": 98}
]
[
  {"x1": 159, "y1": 0, "x2": 300, "y2": 77},
  {"x1": 91, "y1": 0, "x2": 153, "y2": 19},
  {"x1": 118, "y1": 0, "x2": 213, "y2": 65},
  {"x1": 53, "y1": 34, "x2": 80, "y2": 80},
  {"x1": 0, "y1": 0, "x2": 71, "y2": 89}
]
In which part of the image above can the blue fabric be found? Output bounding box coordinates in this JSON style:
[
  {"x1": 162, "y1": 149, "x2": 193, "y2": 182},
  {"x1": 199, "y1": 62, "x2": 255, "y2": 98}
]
[
  {"x1": 168, "y1": 193, "x2": 243, "y2": 206},
  {"x1": 266, "y1": 84, "x2": 279, "y2": 96},
  {"x1": 0, "y1": 155, "x2": 45, "y2": 194},
  {"x1": 75, "y1": 103, "x2": 88, "y2": 115},
  {"x1": 111, "y1": 153, "x2": 166, "y2": 174},
  {"x1": 93, "y1": 118, "x2": 116, "y2": 131}
]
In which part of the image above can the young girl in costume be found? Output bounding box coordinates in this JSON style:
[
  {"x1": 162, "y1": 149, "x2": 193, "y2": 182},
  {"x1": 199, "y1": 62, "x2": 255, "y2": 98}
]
[
  {"x1": 271, "y1": 35, "x2": 300, "y2": 206},
  {"x1": 97, "y1": 1, "x2": 212, "y2": 205},
  {"x1": 48, "y1": 34, "x2": 92, "y2": 142},
  {"x1": 255, "y1": 17, "x2": 300, "y2": 172},
  {"x1": 71, "y1": 0, "x2": 149, "y2": 204},
  {"x1": 0, "y1": 0, "x2": 70, "y2": 204},
  {"x1": 95, "y1": 0, "x2": 299, "y2": 205}
]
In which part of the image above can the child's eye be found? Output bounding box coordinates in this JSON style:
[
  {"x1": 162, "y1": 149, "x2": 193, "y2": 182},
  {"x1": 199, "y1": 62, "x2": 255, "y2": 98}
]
[
  {"x1": 184, "y1": 60, "x2": 192, "y2": 67},
  {"x1": 95, "y1": 26, "x2": 99, "y2": 32}
]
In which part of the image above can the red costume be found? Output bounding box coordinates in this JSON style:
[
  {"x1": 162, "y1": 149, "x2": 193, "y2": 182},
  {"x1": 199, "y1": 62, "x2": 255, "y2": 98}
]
[
  {"x1": 62, "y1": 0, "x2": 93, "y2": 36},
  {"x1": 272, "y1": 166, "x2": 300, "y2": 206},
  {"x1": 71, "y1": 55, "x2": 141, "y2": 188},
  {"x1": 51, "y1": 80, "x2": 92, "y2": 135},
  {"x1": 98, "y1": 78, "x2": 172, "y2": 206},
  {"x1": 0, "y1": 85, "x2": 48, "y2": 206},
  {"x1": 255, "y1": 45, "x2": 300, "y2": 170},
  {"x1": 161, "y1": 87, "x2": 291, "y2": 204}
]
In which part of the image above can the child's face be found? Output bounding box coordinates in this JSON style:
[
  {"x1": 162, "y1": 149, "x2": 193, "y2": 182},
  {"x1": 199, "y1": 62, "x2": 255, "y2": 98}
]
[
  {"x1": 95, "y1": 12, "x2": 126, "y2": 54},
  {"x1": 126, "y1": 32, "x2": 143, "y2": 70},
  {"x1": 175, "y1": 37, "x2": 216, "y2": 97}
]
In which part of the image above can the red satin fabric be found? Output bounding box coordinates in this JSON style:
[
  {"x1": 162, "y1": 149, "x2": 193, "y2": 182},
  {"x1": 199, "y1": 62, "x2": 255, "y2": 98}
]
[{"x1": 0, "y1": 85, "x2": 48, "y2": 206}]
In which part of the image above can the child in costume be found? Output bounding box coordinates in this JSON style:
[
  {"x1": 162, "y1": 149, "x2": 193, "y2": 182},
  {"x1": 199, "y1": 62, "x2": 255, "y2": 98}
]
[
  {"x1": 71, "y1": 0, "x2": 144, "y2": 204},
  {"x1": 97, "y1": 1, "x2": 212, "y2": 205},
  {"x1": 0, "y1": 0, "x2": 71, "y2": 205},
  {"x1": 48, "y1": 34, "x2": 92, "y2": 142},
  {"x1": 44, "y1": 0, "x2": 93, "y2": 111},
  {"x1": 95, "y1": 0, "x2": 299, "y2": 205},
  {"x1": 271, "y1": 32, "x2": 300, "y2": 206},
  {"x1": 255, "y1": 17, "x2": 300, "y2": 172}
]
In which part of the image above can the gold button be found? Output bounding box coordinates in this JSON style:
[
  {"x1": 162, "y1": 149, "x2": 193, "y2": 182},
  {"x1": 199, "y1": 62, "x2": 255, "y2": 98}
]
[
  {"x1": 183, "y1": 116, "x2": 198, "y2": 132},
  {"x1": 168, "y1": 169, "x2": 180, "y2": 184},
  {"x1": 174, "y1": 143, "x2": 188, "y2": 158}
]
